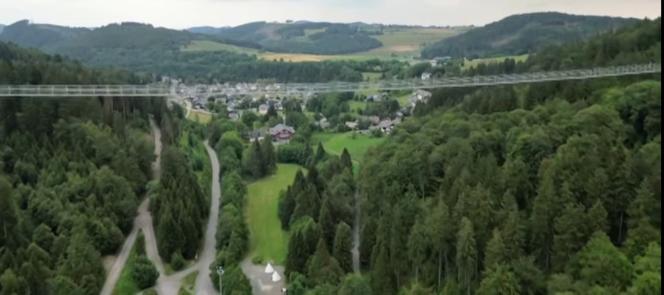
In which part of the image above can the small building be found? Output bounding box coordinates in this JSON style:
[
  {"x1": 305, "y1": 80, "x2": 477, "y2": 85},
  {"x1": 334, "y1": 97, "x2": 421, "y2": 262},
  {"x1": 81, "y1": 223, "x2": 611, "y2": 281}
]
[
  {"x1": 377, "y1": 119, "x2": 395, "y2": 134},
  {"x1": 318, "y1": 118, "x2": 331, "y2": 129},
  {"x1": 366, "y1": 93, "x2": 387, "y2": 102},
  {"x1": 228, "y1": 111, "x2": 240, "y2": 121},
  {"x1": 345, "y1": 121, "x2": 359, "y2": 130},
  {"x1": 269, "y1": 124, "x2": 296, "y2": 142},
  {"x1": 258, "y1": 104, "x2": 269, "y2": 115},
  {"x1": 410, "y1": 89, "x2": 432, "y2": 107},
  {"x1": 421, "y1": 72, "x2": 432, "y2": 81}
]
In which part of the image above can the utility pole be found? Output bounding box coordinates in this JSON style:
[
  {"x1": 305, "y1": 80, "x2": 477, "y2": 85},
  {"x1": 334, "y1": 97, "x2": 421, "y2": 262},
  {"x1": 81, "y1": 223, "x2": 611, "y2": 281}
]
[{"x1": 217, "y1": 266, "x2": 224, "y2": 295}]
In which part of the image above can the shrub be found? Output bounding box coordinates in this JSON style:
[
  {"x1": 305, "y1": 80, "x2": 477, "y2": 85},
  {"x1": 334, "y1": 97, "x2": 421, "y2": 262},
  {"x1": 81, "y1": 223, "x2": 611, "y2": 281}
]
[{"x1": 132, "y1": 255, "x2": 159, "y2": 289}]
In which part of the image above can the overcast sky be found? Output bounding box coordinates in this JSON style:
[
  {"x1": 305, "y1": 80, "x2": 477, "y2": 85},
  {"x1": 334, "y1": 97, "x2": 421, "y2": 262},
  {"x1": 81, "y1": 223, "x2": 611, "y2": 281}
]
[{"x1": 0, "y1": 0, "x2": 660, "y2": 29}]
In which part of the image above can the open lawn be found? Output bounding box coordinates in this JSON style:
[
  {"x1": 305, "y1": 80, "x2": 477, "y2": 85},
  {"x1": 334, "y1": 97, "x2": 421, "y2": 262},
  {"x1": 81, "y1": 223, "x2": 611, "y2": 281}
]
[
  {"x1": 186, "y1": 110, "x2": 212, "y2": 124},
  {"x1": 312, "y1": 132, "x2": 386, "y2": 163},
  {"x1": 246, "y1": 164, "x2": 303, "y2": 264}
]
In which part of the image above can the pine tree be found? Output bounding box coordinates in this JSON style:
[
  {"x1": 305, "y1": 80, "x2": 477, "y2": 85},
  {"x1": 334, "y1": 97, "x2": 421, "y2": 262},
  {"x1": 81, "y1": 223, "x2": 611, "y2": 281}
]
[
  {"x1": 278, "y1": 188, "x2": 296, "y2": 229},
  {"x1": 314, "y1": 142, "x2": 327, "y2": 164},
  {"x1": 260, "y1": 136, "x2": 276, "y2": 174},
  {"x1": 484, "y1": 229, "x2": 507, "y2": 272},
  {"x1": 340, "y1": 148, "x2": 353, "y2": 171},
  {"x1": 552, "y1": 202, "x2": 586, "y2": 271},
  {"x1": 318, "y1": 197, "x2": 336, "y2": 247},
  {"x1": 428, "y1": 199, "x2": 453, "y2": 290},
  {"x1": 307, "y1": 239, "x2": 344, "y2": 285},
  {"x1": 333, "y1": 222, "x2": 354, "y2": 273},
  {"x1": 457, "y1": 217, "x2": 478, "y2": 295},
  {"x1": 243, "y1": 140, "x2": 264, "y2": 178},
  {"x1": 285, "y1": 217, "x2": 320, "y2": 276},
  {"x1": 408, "y1": 215, "x2": 429, "y2": 282},
  {"x1": 291, "y1": 183, "x2": 321, "y2": 223},
  {"x1": 573, "y1": 232, "x2": 633, "y2": 291},
  {"x1": 0, "y1": 177, "x2": 22, "y2": 250},
  {"x1": 338, "y1": 274, "x2": 372, "y2": 295},
  {"x1": 476, "y1": 264, "x2": 520, "y2": 295}
]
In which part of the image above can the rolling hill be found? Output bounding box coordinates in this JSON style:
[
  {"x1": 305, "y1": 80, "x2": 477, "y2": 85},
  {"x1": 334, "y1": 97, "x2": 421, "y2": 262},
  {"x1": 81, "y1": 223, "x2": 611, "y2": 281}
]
[
  {"x1": 421, "y1": 12, "x2": 638, "y2": 59},
  {"x1": 189, "y1": 21, "x2": 384, "y2": 55}
]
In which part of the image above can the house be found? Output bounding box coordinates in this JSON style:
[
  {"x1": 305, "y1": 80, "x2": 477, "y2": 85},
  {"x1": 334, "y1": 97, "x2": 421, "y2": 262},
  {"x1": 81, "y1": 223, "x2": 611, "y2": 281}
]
[
  {"x1": 317, "y1": 118, "x2": 331, "y2": 129},
  {"x1": 228, "y1": 111, "x2": 240, "y2": 121},
  {"x1": 345, "y1": 121, "x2": 359, "y2": 130},
  {"x1": 366, "y1": 93, "x2": 387, "y2": 102},
  {"x1": 258, "y1": 104, "x2": 269, "y2": 115},
  {"x1": 421, "y1": 72, "x2": 432, "y2": 81},
  {"x1": 377, "y1": 119, "x2": 396, "y2": 134},
  {"x1": 410, "y1": 89, "x2": 432, "y2": 107},
  {"x1": 269, "y1": 124, "x2": 296, "y2": 142},
  {"x1": 367, "y1": 116, "x2": 381, "y2": 125}
]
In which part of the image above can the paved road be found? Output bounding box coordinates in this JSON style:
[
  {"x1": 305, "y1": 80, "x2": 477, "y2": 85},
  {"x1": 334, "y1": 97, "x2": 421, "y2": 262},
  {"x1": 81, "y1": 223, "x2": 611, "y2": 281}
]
[
  {"x1": 193, "y1": 141, "x2": 223, "y2": 295},
  {"x1": 100, "y1": 118, "x2": 163, "y2": 295}
]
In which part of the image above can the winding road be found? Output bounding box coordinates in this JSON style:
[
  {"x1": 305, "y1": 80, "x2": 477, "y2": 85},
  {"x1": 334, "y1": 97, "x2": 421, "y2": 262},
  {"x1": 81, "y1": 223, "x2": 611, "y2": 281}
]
[
  {"x1": 100, "y1": 117, "x2": 164, "y2": 295},
  {"x1": 193, "y1": 141, "x2": 223, "y2": 295}
]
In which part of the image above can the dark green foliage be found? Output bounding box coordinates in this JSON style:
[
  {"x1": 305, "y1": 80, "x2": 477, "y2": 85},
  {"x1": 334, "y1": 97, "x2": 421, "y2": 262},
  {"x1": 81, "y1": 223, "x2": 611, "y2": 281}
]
[
  {"x1": 333, "y1": 222, "x2": 354, "y2": 273},
  {"x1": 422, "y1": 12, "x2": 636, "y2": 58},
  {"x1": 285, "y1": 217, "x2": 321, "y2": 276},
  {"x1": 242, "y1": 138, "x2": 276, "y2": 179},
  {"x1": 306, "y1": 239, "x2": 344, "y2": 286},
  {"x1": 171, "y1": 251, "x2": 185, "y2": 271},
  {"x1": 132, "y1": 255, "x2": 159, "y2": 290},
  {"x1": 338, "y1": 274, "x2": 372, "y2": 295},
  {"x1": 154, "y1": 146, "x2": 207, "y2": 261},
  {"x1": 352, "y1": 19, "x2": 661, "y2": 295}
]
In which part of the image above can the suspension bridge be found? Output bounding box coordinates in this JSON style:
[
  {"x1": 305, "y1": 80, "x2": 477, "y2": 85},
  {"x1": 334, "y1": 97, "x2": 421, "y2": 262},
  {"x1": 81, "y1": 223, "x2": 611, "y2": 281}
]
[{"x1": 0, "y1": 63, "x2": 660, "y2": 98}]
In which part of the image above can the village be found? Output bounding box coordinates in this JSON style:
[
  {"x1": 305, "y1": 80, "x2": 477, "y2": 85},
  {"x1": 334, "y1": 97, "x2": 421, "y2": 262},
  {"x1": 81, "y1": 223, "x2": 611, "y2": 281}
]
[{"x1": 183, "y1": 88, "x2": 433, "y2": 144}]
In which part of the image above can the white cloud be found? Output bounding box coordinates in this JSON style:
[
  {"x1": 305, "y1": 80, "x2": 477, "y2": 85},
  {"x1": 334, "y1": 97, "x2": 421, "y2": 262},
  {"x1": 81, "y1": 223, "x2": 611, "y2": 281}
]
[{"x1": 0, "y1": 0, "x2": 659, "y2": 28}]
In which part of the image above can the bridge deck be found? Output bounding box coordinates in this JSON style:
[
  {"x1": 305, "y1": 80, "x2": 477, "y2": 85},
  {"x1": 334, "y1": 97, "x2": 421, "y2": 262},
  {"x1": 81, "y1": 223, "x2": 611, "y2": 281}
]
[{"x1": 0, "y1": 63, "x2": 659, "y2": 97}]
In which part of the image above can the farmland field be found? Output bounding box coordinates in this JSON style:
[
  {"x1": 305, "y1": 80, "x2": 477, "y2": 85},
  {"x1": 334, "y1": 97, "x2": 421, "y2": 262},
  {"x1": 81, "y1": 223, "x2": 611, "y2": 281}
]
[{"x1": 180, "y1": 26, "x2": 469, "y2": 62}]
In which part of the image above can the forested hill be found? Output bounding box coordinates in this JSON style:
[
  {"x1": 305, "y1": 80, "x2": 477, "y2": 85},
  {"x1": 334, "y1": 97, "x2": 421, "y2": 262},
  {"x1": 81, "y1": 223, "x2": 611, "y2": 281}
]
[
  {"x1": 274, "y1": 18, "x2": 661, "y2": 294},
  {"x1": 0, "y1": 40, "x2": 166, "y2": 295},
  {"x1": 0, "y1": 21, "x2": 378, "y2": 83},
  {"x1": 422, "y1": 12, "x2": 638, "y2": 59},
  {"x1": 189, "y1": 21, "x2": 383, "y2": 55},
  {"x1": 0, "y1": 41, "x2": 142, "y2": 84}
]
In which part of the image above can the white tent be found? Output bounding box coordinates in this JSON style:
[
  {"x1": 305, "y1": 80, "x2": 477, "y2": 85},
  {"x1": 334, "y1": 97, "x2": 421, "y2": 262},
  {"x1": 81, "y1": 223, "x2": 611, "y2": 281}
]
[
  {"x1": 264, "y1": 263, "x2": 274, "y2": 274},
  {"x1": 272, "y1": 271, "x2": 282, "y2": 282}
]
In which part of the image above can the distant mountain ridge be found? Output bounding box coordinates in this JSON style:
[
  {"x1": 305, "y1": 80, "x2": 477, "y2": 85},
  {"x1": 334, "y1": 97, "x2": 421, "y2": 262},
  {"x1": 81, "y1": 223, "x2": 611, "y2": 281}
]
[{"x1": 421, "y1": 12, "x2": 639, "y2": 59}]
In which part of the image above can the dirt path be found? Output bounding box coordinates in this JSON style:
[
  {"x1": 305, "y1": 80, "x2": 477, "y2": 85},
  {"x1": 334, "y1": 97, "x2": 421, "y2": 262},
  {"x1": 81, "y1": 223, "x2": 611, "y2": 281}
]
[
  {"x1": 352, "y1": 190, "x2": 361, "y2": 273},
  {"x1": 100, "y1": 117, "x2": 163, "y2": 295},
  {"x1": 193, "y1": 141, "x2": 223, "y2": 295}
]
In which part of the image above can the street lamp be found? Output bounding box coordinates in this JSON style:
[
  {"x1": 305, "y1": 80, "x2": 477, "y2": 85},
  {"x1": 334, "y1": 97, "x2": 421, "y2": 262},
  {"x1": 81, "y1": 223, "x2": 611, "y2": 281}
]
[{"x1": 217, "y1": 266, "x2": 225, "y2": 295}]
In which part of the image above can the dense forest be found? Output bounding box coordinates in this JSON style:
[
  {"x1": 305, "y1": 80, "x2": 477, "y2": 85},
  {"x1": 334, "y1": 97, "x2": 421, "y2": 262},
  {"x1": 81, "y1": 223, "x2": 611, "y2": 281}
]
[
  {"x1": 0, "y1": 41, "x2": 163, "y2": 295},
  {"x1": 276, "y1": 18, "x2": 661, "y2": 295},
  {"x1": 421, "y1": 12, "x2": 637, "y2": 59}
]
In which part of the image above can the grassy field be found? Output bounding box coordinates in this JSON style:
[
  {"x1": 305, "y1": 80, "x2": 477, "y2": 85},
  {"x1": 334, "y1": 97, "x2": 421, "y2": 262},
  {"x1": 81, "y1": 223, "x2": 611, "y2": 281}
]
[
  {"x1": 246, "y1": 164, "x2": 303, "y2": 264},
  {"x1": 181, "y1": 26, "x2": 468, "y2": 63},
  {"x1": 463, "y1": 54, "x2": 529, "y2": 70},
  {"x1": 312, "y1": 132, "x2": 386, "y2": 163}
]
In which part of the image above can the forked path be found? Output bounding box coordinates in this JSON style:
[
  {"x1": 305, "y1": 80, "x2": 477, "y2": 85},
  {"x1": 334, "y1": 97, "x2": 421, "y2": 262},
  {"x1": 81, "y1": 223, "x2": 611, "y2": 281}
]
[
  {"x1": 193, "y1": 141, "x2": 223, "y2": 295},
  {"x1": 100, "y1": 117, "x2": 163, "y2": 295}
]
